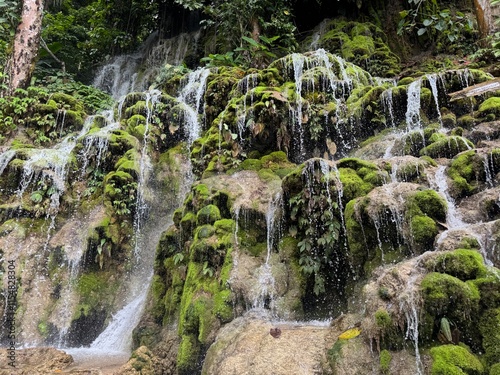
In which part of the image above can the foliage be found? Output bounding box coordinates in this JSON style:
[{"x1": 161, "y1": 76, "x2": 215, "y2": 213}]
[
  {"x1": 0, "y1": 0, "x2": 19, "y2": 69},
  {"x1": 37, "y1": 72, "x2": 112, "y2": 113},
  {"x1": 0, "y1": 87, "x2": 50, "y2": 143},
  {"x1": 287, "y1": 163, "x2": 344, "y2": 295},
  {"x1": 397, "y1": 0, "x2": 476, "y2": 53},
  {"x1": 40, "y1": 0, "x2": 157, "y2": 80},
  {"x1": 83, "y1": 168, "x2": 105, "y2": 197},
  {"x1": 178, "y1": 0, "x2": 296, "y2": 67}
]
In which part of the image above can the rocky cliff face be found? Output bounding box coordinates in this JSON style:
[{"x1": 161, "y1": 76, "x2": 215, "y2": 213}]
[{"x1": 1, "y1": 14, "x2": 500, "y2": 375}]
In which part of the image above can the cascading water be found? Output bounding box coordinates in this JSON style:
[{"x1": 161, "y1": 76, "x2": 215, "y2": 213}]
[
  {"x1": 430, "y1": 165, "x2": 466, "y2": 230},
  {"x1": 0, "y1": 149, "x2": 15, "y2": 175},
  {"x1": 252, "y1": 194, "x2": 281, "y2": 312},
  {"x1": 398, "y1": 273, "x2": 424, "y2": 375},
  {"x1": 426, "y1": 74, "x2": 443, "y2": 127},
  {"x1": 93, "y1": 54, "x2": 144, "y2": 100},
  {"x1": 290, "y1": 53, "x2": 306, "y2": 159},
  {"x1": 236, "y1": 73, "x2": 258, "y2": 140},
  {"x1": 132, "y1": 89, "x2": 161, "y2": 259},
  {"x1": 176, "y1": 67, "x2": 211, "y2": 145},
  {"x1": 17, "y1": 117, "x2": 94, "y2": 239},
  {"x1": 406, "y1": 79, "x2": 422, "y2": 131}
]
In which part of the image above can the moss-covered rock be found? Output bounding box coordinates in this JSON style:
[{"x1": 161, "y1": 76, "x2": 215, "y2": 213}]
[
  {"x1": 472, "y1": 270, "x2": 500, "y2": 309},
  {"x1": 309, "y1": 19, "x2": 400, "y2": 77},
  {"x1": 480, "y1": 308, "x2": 500, "y2": 366},
  {"x1": 379, "y1": 349, "x2": 391, "y2": 375},
  {"x1": 196, "y1": 205, "x2": 222, "y2": 226},
  {"x1": 421, "y1": 272, "x2": 480, "y2": 325},
  {"x1": 420, "y1": 136, "x2": 474, "y2": 159},
  {"x1": 448, "y1": 150, "x2": 484, "y2": 198},
  {"x1": 424, "y1": 249, "x2": 487, "y2": 281},
  {"x1": 430, "y1": 344, "x2": 484, "y2": 375},
  {"x1": 479, "y1": 97, "x2": 500, "y2": 119}
]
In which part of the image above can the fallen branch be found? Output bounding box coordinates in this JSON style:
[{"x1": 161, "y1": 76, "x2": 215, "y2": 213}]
[{"x1": 449, "y1": 77, "x2": 500, "y2": 101}]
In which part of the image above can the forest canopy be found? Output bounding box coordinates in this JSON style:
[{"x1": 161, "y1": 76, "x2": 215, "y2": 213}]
[{"x1": 0, "y1": 0, "x2": 498, "y2": 88}]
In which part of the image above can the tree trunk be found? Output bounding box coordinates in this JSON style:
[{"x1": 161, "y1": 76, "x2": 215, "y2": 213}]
[
  {"x1": 473, "y1": 0, "x2": 494, "y2": 45},
  {"x1": 4, "y1": 0, "x2": 44, "y2": 95}
]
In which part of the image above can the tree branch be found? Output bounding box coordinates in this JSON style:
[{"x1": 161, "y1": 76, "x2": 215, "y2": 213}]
[{"x1": 40, "y1": 37, "x2": 66, "y2": 74}]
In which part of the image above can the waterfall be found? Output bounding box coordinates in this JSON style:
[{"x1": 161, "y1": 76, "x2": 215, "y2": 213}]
[
  {"x1": 93, "y1": 54, "x2": 143, "y2": 100},
  {"x1": 78, "y1": 119, "x2": 120, "y2": 175},
  {"x1": 381, "y1": 88, "x2": 396, "y2": 128},
  {"x1": 176, "y1": 67, "x2": 211, "y2": 145},
  {"x1": 16, "y1": 118, "x2": 94, "y2": 230},
  {"x1": 236, "y1": 73, "x2": 258, "y2": 140},
  {"x1": 252, "y1": 194, "x2": 281, "y2": 312},
  {"x1": 133, "y1": 89, "x2": 161, "y2": 259},
  {"x1": 405, "y1": 79, "x2": 422, "y2": 131},
  {"x1": 430, "y1": 166, "x2": 466, "y2": 229},
  {"x1": 398, "y1": 273, "x2": 424, "y2": 375},
  {"x1": 290, "y1": 53, "x2": 306, "y2": 159},
  {"x1": 0, "y1": 149, "x2": 15, "y2": 175},
  {"x1": 426, "y1": 74, "x2": 443, "y2": 127}
]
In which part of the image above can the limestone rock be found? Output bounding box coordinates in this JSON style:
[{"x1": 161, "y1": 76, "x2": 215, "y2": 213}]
[
  {"x1": 0, "y1": 347, "x2": 73, "y2": 375},
  {"x1": 202, "y1": 311, "x2": 334, "y2": 375}
]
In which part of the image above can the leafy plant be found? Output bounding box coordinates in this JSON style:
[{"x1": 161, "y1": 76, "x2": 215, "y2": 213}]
[
  {"x1": 397, "y1": 0, "x2": 476, "y2": 53},
  {"x1": 0, "y1": 0, "x2": 19, "y2": 68},
  {"x1": 202, "y1": 261, "x2": 214, "y2": 277},
  {"x1": 288, "y1": 163, "x2": 344, "y2": 295},
  {"x1": 173, "y1": 252, "x2": 185, "y2": 265},
  {"x1": 96, "y1": 238, "x2": 106, "y2": 269}
]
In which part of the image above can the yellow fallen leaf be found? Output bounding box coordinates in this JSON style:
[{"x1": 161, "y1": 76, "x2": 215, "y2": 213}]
[{"x1": 338, "y1": 327, "x2": 361, "y2": 340}]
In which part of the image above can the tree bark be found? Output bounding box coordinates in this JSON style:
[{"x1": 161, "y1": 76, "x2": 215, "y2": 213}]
[
  {"x1": 473, "y1": 0, "x2": 494, "y2": 45},
  {"x1": 4, "y1": 0, "x2": 44, "y2": 95}
]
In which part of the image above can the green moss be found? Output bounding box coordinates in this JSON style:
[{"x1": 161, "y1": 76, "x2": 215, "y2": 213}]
[
  {"x1": 448, "y1": 150, "x2": 480, "y2": 197},
  {"x1": 75, "y1": 272, "x2": 116, "y2": 318},
  {"x1": 375, "y1": 309, "x2": 392, "y2": 330},
  {"x1": 126, "y1": 114, "x2": 147, "y2": 139},
  {"x1": 407, "y1": 189, "x2": 447, "y2": 222},
  {"x1": 420, "y1": 136, "x2": 474, "y2": 159},
  {"x1": 195, "y1": 224, "x2": 216, "y2": 240},
  {"x1": 194, "y1": 184, "x2": 210, "y2": 203},
  {"x1": 177, "y1": 334, "x2": 201, "y2": 374},
  {"x1": 108, "y1": 129, "x2": 140, "y2": 152},
  {"x1": 115, "y1": 149, "x2": 139, "y2": 176},
  {"x1": 180, "y1": 212, "x2": 197, "y2": 234},
  {"x1": 441, "y1": 112, "x2": 457, "y2": 128},
  {"x1": 380, "y1": 349, "x2": 391, "y2": 375},
  {"x1": 425, "y1": 249, "x2": 487, "y2": 281},
  {"x1": 421, "y1": 272, "x2": 480, "y2": 322},
  {"x1": 472, "y1": 270, "x2": 500, "y2": 309},
  {"x1": 50, "y1": 92, "x2": 84, "y2": 112},
  {"x1": 490, "y1": 363, "x2": 500, "y2": 375},
  {"x1": 479, "y1": 97, "x2": 500, "y2": 117},
  {"x1": 430, "y1": 344, "x2": 484, "y2": 375},
  {"x1": 315, "y1": 20, "x2": 400, "y2": 77},
  {"x1": 480, "y1": 308, "x2": 500, "y2": 366},
  {"x1": 279, "y1": 236, "x2": 299, "y2": 260},
  {"x1": 345, "y1": 199, "x2": 372, "y2": 273},
  {"x1": 258, "y1": 168, "x2": 280, "y2": 183},
  {"x1": 125, "y1": 100, "x2": 147, "y2": 118},
  {"x1": 151, "y1": 274, "x2": 167, "y2": 321},
  {"x1": 239, "y1": 158, "x2": 262, "y2": 171},
  {"x1": 457, "y1": 115, "x2": 475, "y2": 129},
  {"x1": 196, "y1": 205, "x2": 221, "y2": 225},
  {"x1": 338, "y1": 168, "x2": 374, "y2": 202},
  {"x1": 214, "y1": 219, "x2": 234, "y2": 234},
  {"x1": 38, "y1": 321, "x2": 48, "y2": 337},
  {"x1": 410, "y1": 215, "x2": 438, "y2": 248}
]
